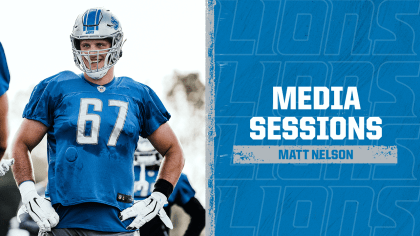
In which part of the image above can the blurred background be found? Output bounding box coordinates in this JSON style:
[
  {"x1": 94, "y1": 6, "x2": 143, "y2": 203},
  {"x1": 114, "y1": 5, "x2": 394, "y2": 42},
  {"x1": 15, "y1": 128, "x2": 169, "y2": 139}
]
[{"x1": 0, "y1": 1, "x2": 205, "y2": 235}]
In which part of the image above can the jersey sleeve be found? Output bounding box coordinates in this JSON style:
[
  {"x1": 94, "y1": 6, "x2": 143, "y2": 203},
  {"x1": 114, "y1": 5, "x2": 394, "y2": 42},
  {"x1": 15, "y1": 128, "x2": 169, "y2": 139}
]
[
  {"x1": 22, "y1": 77, "x2": 56, "y2": 128},
  {"x1": 0, "y1": 42, "x2": 10, "y2": 96},
  {"x1": 170, "y1": 173, "x2": 196, "y2": 205},
  {"x1": 139, "y1": 85, "x2": 171, "y2": 137}
]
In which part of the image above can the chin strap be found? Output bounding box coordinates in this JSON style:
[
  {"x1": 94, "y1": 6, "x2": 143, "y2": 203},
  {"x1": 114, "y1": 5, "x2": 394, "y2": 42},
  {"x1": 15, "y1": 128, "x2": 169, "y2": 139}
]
[{"x1": 87, "y1": 68, "x2": 110, "y2": 80}]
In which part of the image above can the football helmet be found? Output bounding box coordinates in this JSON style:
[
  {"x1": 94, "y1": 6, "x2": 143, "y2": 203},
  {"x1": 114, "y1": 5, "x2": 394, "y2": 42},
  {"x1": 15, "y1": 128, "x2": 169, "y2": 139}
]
[
  {"x1": 70, "y1": 8, "x2": 124, "y2": 79},
  {"x1": 134, "y1": 138, "x2": 163, "y2": 166}
]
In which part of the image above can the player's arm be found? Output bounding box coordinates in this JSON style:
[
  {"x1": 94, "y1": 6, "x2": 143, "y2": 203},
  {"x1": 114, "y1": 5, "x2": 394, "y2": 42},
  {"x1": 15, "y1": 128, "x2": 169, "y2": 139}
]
[
  {"x1": 148, "y1": 122, "x2": 185, "y2": 188},
  {"x1": 181, "y1": 197, "x2": 206, "y2": 236},
  {"x1": 0, "y1": 92, "x2": 13, "y2": 177},
  {"x1": 12, "y1": 118, "x2": 48, "y2": 184},
  {"x1": 0, "y1": 42, "x2": 10, "y2": 163},
  {"x1": 12, "y1": 118, "x2": 59, "y2": 232},
  {"x1": 0, "y1": 92, "x2": 8, "y2": 160}
]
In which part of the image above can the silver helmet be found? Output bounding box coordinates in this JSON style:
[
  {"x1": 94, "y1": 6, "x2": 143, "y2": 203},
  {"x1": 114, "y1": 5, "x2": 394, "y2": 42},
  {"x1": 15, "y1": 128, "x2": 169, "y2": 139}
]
[
  {"x1": 70, "y1": 8, "x2": 124, "y2": 79},
  {"x1": 134, "y1": 138, "x2": 163, "y2": 166}
]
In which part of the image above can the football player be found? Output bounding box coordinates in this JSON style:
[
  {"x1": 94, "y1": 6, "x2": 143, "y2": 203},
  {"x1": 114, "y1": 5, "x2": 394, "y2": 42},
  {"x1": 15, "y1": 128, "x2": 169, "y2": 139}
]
[
  {"x1": 0, "y1": 41, "x2": 13, "y2": 177},
  {"x1": 134, "y1": 138, "x2": 205, "y2": 236},
  {"x1": 12, "y1": 8, "x2": 184, "y2": 235}
]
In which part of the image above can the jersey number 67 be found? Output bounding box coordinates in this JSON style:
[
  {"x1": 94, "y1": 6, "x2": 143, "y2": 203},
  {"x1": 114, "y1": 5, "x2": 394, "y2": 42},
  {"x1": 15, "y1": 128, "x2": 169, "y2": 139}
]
[{"x1": 77, "y1": 98, "x2": 128, "y2": 146}]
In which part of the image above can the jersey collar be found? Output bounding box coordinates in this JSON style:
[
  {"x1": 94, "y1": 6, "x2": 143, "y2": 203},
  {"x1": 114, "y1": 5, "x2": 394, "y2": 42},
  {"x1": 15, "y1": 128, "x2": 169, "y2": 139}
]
[{"x1": 79, "y1": 73, "x2": 119, "y2": 88}]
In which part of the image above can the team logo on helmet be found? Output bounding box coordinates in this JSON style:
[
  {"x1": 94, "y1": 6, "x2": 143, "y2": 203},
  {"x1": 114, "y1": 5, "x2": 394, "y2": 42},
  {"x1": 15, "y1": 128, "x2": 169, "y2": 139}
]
[{"x1": 111, "y1": 16, "x2": 119, "y2": 30}]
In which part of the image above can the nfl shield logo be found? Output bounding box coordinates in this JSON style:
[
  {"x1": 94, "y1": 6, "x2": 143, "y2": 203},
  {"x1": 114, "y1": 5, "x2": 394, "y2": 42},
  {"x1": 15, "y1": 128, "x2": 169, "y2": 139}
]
[{"x1": 97, "y1": 86, "x2": 106, "y2": 93}]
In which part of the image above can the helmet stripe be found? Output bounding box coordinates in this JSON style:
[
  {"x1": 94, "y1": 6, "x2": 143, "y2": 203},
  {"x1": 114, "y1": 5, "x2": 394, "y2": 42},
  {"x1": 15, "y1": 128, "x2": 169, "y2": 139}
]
[
  {"x1": 83, "y1": 9, "x2": 102, "y2": 32},
  {"x1": 95, "y1": 9, "x2": 102, "y2": 30}
]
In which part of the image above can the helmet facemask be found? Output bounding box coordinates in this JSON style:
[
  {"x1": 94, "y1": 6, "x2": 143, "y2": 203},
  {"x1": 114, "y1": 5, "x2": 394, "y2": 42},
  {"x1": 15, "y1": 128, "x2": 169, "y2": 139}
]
[
  {"x1": 71, "y1": 33, "x2": 123, "y2": 80},
  {"x1": 133, "y1": 138, "x2": 164, "y2": 167}
]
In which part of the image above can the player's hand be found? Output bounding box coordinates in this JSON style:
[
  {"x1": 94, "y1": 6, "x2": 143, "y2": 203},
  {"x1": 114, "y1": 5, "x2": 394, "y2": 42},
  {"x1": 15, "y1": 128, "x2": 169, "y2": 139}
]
[
  {"x1": 0, "y1": 158, "x2": 14, "y2": 176},
  {"x1": 18, "y1": 181, "x2": 59, "y2": 232},
  {"x1": 119, "y1": 192, "x2": 173, "y2": 230}
]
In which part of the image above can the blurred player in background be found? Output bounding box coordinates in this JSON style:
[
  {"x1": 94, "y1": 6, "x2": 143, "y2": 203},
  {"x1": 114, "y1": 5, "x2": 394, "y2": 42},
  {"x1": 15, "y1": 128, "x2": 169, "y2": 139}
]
[
  {"x1": 0, "y1": 41, "x2": 13, "y2": 177},
  {"x1": 12, "y1": 7, "x2": 184, "y2": 235},
  {"x1": 134, "y1": 138, "x2": 205, "y2": 236}
]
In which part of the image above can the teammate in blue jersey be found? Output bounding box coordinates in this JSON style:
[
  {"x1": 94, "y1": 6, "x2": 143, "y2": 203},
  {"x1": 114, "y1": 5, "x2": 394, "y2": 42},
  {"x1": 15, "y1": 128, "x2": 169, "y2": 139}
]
[
  {"x1": 134, "y1": 138, "x2": 205, "y2": 236},
  {"x1": 11, "y1": 8, "x2": 184, "y2": 236},
  {"x1": 0, "y1": 41, "x2": 13, "y2": 177}
]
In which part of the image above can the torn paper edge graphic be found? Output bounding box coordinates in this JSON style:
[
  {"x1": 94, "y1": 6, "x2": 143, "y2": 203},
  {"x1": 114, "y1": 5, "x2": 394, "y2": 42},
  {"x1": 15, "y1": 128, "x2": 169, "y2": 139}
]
[{"x1": 233, "y1": 146, "x2": 397, "y2": 164}]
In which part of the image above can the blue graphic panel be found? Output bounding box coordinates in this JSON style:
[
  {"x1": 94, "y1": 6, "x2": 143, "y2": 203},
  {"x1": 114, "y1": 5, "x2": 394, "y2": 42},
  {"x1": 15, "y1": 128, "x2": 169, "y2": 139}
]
[{"x1": 211, "y1": 0, "x2": 420, "y2": 235}]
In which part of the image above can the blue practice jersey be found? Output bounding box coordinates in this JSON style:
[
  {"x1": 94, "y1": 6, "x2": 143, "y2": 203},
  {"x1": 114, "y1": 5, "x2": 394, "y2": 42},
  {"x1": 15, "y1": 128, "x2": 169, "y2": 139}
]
[
  {"x1": 23, "y1": 71, "x2": 170, "y2": 231},
  {"x1": 134, "y1": 169, "x2": 195, "y2": 206},
  {"x1": 0, "y1": 42, "x2": 10, "y2": 96}
]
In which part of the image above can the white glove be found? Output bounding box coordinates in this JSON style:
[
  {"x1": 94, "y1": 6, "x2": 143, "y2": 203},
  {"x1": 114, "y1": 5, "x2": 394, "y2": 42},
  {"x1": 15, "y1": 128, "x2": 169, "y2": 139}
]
[
  {"x1": 18, "y1": 181, "x2": 59, "y2": 233},
  {"x1": 0, "y1": 158, "x2": 14, "y2": 176},
  {"x1": 119, "y1": 192, "x2": 173, "y2": 230}
]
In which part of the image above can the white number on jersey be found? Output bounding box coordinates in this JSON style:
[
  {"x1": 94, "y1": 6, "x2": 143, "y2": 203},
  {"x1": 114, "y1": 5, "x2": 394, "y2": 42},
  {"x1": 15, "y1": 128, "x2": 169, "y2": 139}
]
[
  {"x1": 108, "y1": 100, "x2": 129, "y2": 146},
  {"x1": 134, "y1": 180, "x2": 155, "y2": 197},
  {"x1": 77, "y1": 98, "x2": 129, "y2": 145},
  {"x1": 77, "y1": 98, "x2": 102, "y2": 144}
]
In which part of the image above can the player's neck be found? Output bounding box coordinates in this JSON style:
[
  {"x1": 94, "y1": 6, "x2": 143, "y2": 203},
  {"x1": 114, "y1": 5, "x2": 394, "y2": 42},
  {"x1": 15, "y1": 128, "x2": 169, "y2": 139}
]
[{"x1": 83, "y1": 67, "x2": 115, "y2": 86}]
